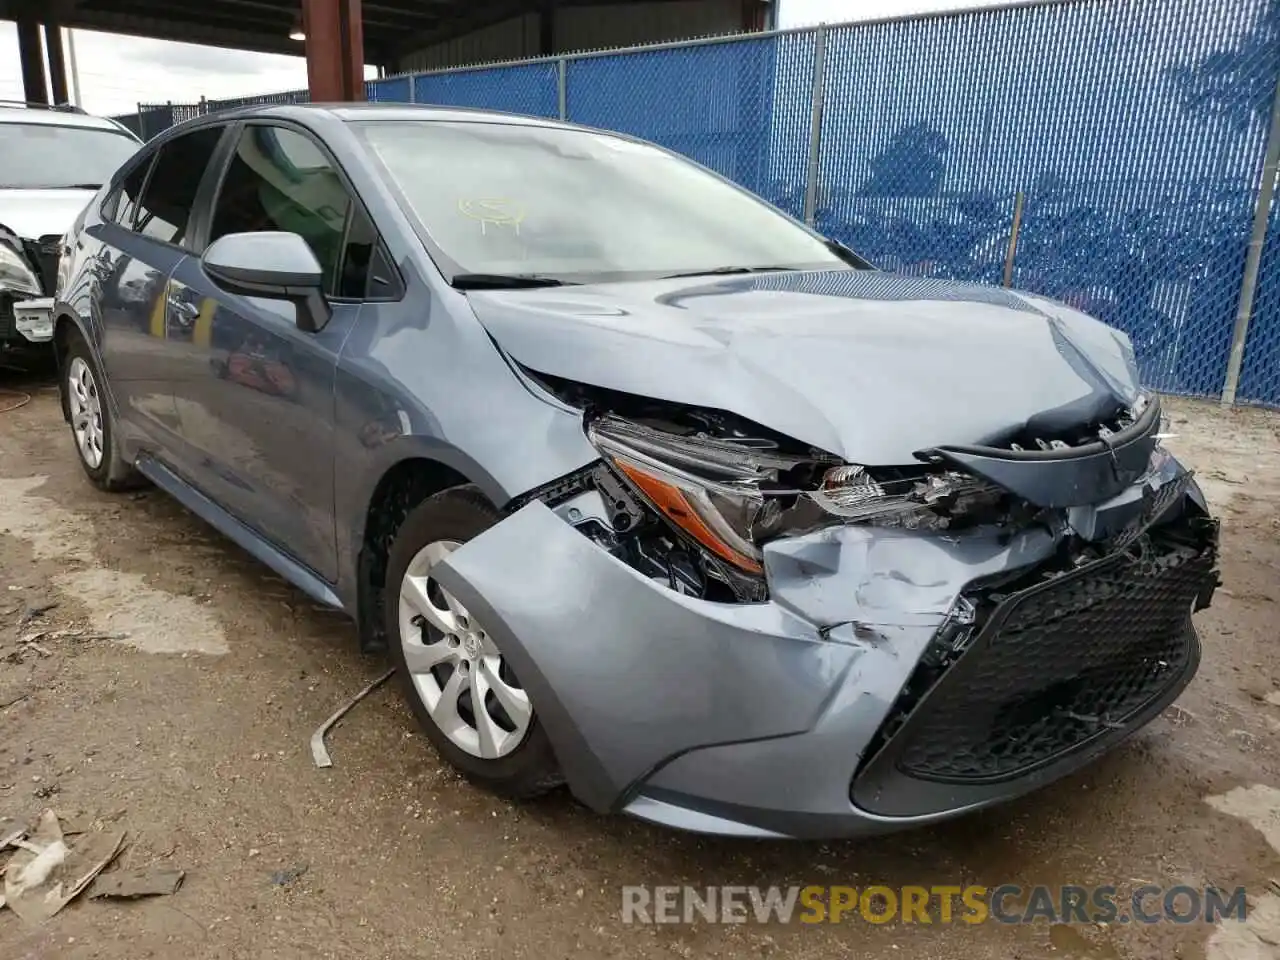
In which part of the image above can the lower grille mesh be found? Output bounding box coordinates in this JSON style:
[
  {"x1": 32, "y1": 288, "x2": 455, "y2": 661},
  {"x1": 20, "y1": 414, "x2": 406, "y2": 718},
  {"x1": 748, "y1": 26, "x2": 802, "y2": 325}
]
[
  {"x1": 0, "y1": 295, "x2": 14, "y2": 341},
  {"x1": 892, "y1": 538, "x2": 1215, "y2": 784}
]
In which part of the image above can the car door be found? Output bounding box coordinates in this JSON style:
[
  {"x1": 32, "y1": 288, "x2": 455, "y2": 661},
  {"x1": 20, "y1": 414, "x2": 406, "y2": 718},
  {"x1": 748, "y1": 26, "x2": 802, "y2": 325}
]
[
  {"x1": 92, "y1": 125, "x2": 228, "y2": 452},
  {"x1": 164, "y1": 121, "x2": 392, "y2": 584}
]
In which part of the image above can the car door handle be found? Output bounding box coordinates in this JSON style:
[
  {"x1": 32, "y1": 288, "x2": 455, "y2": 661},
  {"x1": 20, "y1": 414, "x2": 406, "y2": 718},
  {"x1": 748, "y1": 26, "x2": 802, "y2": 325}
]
[{"x1": 167, "y1": 295, "x2": 200, "y2": 324}]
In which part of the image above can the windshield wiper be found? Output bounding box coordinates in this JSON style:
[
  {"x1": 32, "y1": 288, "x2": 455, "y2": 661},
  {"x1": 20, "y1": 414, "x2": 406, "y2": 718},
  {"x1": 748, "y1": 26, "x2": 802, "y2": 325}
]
[
  {"x1": 450, "y1": 273, "x2": 575, "y2": 290},
  {"x1": 824, "y1": 239, "x2": 875, "y2": 269},
  {"x1": 659, "y1": 265, "x2": 802, "y2": 280},
  {"x1": 37, "y1": 182, "x2": 103, "y2": 190}
]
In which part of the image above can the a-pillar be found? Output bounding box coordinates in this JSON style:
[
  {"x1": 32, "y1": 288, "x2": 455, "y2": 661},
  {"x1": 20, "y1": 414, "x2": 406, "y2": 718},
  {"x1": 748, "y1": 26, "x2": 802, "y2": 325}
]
[
  {"x1": 16, "y1": 18, "x2": 48, "y2": 105},
  {"x1": 302, "y1": 0, "x2": 366, "y2": 102}
]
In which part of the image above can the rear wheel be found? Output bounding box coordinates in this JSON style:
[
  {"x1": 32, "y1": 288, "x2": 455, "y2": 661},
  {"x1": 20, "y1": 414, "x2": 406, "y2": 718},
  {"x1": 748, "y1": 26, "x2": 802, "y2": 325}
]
[
  {"x1": 63, "y1": 331, "x2": 142, "y2": 491},
  {"x1": 385, "y1": 486, "x2": 562, "y2": 798}
]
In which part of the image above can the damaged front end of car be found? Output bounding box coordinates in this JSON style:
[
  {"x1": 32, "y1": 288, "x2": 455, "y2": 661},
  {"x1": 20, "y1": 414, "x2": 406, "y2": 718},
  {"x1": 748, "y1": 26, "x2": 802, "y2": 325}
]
[
  {"x1": 432, "y1": 368, "x2": 1219, "y2": 837},
  {"x1": 511, "y1": 374, "x2": 1055, "y2": 606}
]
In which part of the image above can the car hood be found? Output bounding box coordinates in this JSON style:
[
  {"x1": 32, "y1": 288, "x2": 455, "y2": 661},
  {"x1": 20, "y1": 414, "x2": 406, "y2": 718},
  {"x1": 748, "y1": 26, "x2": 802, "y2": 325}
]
[
  {"x1": 0, "y1": 188, "x2": 95, "y2": 239},
  {"x1": 466, "y1": 269, "x2": 1144, "y2": 464}
]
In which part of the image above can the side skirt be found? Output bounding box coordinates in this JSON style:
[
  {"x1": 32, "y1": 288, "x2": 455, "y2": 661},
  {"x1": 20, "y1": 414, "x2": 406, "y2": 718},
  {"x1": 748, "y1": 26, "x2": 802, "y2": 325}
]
[{"x1": 135, "y1": 453, "x2": 346, "y2": 612}]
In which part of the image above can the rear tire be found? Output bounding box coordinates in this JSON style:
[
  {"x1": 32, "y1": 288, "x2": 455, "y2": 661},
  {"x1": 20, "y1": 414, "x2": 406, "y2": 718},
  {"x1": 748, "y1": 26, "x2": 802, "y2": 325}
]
[
  {"x1": 385, "y1": 486, "x2": 562, "y2": 799},
  {"x1": 63, "y1": 331, "x2": 143, "y2": 492}
]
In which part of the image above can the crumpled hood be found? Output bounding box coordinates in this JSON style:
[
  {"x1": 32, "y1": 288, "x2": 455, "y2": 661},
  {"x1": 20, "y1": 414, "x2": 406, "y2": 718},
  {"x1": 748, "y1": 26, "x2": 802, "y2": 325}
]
[
  {"x1": 0, "y1": 188, "x2": 94, "y2": 239},
  {"x1": 467, "y1": 269, "x2": 1143, "y2": 464}
]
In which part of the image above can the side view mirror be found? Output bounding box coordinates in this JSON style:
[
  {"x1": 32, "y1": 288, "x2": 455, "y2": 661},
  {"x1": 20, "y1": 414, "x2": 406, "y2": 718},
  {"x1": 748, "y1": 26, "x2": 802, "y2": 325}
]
[{"x1": 201, "y1": 231, "x2": 332, "y2": 333}]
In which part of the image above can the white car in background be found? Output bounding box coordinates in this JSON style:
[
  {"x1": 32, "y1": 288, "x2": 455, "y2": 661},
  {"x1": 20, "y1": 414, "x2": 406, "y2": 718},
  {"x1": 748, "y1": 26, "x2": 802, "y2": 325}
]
[{"x1": 0, "y1": 101, "x2": 141, "y2": 356}]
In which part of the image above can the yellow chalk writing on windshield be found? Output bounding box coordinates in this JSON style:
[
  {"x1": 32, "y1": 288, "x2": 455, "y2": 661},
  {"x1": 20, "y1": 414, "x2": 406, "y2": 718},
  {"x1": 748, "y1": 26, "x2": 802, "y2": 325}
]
[{"x1": 458, "y1": 198, "x2": 525, "y2": 235}]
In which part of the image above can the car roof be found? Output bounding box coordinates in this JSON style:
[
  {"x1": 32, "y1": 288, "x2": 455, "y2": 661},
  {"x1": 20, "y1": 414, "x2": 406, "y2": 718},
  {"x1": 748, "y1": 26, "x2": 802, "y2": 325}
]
[
  {"x1": 206, "y1": 101, "x2": 584, "y2": 131},
  {"x1": 0, "y1": 103, "x2": 131, "y2": 134}
]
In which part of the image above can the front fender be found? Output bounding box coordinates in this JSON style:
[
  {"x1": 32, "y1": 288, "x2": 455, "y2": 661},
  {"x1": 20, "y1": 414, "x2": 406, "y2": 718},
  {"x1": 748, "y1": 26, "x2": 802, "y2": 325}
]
[
  {"x1": 51, "y1": 304, "x2": 109, "y2": 425},
  {"x1": 432, "y1": 501, "x2": 856, "y2": 813}
]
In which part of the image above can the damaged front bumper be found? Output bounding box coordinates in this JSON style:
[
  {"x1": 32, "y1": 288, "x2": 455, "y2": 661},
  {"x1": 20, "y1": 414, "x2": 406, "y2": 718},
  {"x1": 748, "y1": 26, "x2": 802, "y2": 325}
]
[
  {"x1": 432, "y1": 461, "x2": 1219, "y2": 840},
  {"x1": 11, "y1": 297, "x2": 54, "y2": 343}
]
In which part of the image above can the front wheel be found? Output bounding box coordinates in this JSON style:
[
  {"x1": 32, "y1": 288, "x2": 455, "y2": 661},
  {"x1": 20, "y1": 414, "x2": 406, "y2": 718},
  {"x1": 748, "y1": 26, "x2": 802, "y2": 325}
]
[
  {"x1": 385, "y1": 486, "x2": 562, "y2": 799},
  {"x1": 63, "y1": 331, "x2": 142, "y2": 491}
]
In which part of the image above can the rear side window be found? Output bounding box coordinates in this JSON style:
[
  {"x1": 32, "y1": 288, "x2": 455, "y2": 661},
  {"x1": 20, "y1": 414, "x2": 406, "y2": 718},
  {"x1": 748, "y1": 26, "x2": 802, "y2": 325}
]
[{"x1": 133, "y1": 126, "x2": 224, "y2": 248}]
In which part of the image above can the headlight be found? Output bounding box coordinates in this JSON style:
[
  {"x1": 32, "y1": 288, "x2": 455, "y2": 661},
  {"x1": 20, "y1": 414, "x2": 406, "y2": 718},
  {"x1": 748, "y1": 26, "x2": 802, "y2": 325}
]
[
  {"x1": 588, "y1": 416, "x2": 1004, "y2": 575},
  {"x1": 0, "y1": 242, "x2": 41, "y2": 297},
  {"x1": 588, "y1": 416, "x2": 788, "y2": 574}
]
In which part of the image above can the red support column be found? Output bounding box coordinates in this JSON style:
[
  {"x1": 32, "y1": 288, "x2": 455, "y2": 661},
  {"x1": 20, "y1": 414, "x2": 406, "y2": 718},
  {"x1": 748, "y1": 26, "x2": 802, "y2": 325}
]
[
  {"x1": 45, "y1": 25, "x2": 69, "y2": 106},
  {"x1": 302, "y1": 0, "x2": 365, "y2": 102},
  {"x1": 742, "y1": 0, "x2": 770, "y2": 32},
  {"x1": 16, "y1": 18, "x2": 48, "y2": 105}
]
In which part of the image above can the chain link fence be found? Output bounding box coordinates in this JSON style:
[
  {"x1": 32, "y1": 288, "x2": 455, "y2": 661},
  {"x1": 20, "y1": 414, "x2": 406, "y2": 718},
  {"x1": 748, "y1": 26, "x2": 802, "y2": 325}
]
[
  {"x1": 412, "y1": 62, "x2": 560, "y2": 117},
  {"x1": 131, "y1": 0, "x2": 1280, "y2": 407}
]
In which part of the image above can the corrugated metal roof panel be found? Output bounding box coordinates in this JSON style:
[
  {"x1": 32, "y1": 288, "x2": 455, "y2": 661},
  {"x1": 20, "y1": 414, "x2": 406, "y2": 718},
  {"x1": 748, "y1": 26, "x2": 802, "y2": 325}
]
[
  {"x1": 397, "y1": 0, "x2": 746, "y2": 72},
  {"x1": 556, "y1": 0, "x2": 743, "y2": 54},
  {"x1": 399, "y1": 13, "x2": 540, "y2": 71}
]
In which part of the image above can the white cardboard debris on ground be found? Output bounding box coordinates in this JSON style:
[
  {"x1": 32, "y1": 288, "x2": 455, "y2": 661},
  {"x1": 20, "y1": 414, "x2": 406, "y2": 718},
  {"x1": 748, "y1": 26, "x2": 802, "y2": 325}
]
[{"x1": 1, "y1": 810, "x2": 124, "y2": 925}]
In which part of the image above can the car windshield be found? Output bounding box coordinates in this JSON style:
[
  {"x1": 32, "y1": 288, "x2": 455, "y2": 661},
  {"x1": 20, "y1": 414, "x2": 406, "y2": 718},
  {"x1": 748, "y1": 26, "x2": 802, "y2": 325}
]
[
  {"x1": 0, "y1": 122, "x2": 140, "y2": 189},
  {"x1": 357, "y1": 119, "x2": 849, "y2": 283}
]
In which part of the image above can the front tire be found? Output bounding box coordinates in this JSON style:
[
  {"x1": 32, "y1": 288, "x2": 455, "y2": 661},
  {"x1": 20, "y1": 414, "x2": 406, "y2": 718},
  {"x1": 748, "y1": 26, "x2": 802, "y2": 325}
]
[
  {"x1": 63, "y1": 331, "x2": 142, "y2": 491},
  {"x1": 385, "y1": 486, "x2": 562, "y2": 799}
]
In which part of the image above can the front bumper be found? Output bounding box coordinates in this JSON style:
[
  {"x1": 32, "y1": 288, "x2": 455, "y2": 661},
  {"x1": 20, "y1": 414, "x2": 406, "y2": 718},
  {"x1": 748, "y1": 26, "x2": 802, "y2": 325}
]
[
  {"x1": 433, "y1": 469, "x2": 1218, "y2": 839},
  {"x1": 12, "y1": 297, "x2": 53, "y2": 342},
  {"x1": 0, "y1": 295, "x2": 54, "y2": 345}
]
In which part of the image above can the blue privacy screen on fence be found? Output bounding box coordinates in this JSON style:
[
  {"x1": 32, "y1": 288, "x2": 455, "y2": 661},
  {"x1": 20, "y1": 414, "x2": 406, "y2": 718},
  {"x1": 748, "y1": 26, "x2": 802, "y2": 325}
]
[
  {"x1": 564, "y1": 33, "x2": 816, "y2": 217},
  {"x1": 816, "y1": 0, "x2": 1277, "y2": 399},
  {"x1": 135, "y1": 0, "x2": 1280, "y2": 407},
  {"x1": 368, "y1": 76, "x2": 411, "y2": 102},
  {"x1": 412, "y1": 62, "x2": 559, "y2": 118}
]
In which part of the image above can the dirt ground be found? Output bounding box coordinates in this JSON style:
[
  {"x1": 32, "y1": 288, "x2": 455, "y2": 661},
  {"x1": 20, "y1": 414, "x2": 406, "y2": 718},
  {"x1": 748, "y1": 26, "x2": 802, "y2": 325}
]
[{"x1": 0, "y1": 368, "x2": 1279, "y2": 960}]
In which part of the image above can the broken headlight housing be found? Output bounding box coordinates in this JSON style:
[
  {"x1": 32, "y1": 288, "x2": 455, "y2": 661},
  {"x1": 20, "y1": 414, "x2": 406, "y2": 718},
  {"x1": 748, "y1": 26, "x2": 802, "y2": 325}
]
[
  {"x1": 808, "y1": 464, "x2": 1003, "y2": 529},
  {"x1": 588, "y1": 415, "x2": 1007, "y2": 576},
  {"x1": 0, "y1": 241, "x2": 41, "y2": 298}
]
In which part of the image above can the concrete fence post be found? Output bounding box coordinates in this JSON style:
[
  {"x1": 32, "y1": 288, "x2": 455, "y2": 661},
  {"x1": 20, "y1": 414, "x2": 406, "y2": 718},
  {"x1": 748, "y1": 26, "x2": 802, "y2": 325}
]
[
  {"x1": 1003, "y1": 191, "x2": 1026, "y2": 288},
  {"x1": 803, "y1": 23, "x2": 827, "y2": 228},
  {"x1": 557, "y1": 57, "x2": 568, "y2": 121}
]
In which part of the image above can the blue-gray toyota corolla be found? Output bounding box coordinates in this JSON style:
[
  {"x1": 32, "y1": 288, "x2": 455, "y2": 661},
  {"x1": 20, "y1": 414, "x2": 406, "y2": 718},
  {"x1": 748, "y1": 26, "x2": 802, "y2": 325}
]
[{"x1": 49, "y1": 104, "x2": 1220, "y2": 839}]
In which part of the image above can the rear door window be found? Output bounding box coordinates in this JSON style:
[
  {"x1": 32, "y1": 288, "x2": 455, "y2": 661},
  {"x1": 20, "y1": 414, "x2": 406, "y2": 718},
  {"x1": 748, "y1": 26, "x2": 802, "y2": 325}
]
[{"x1": 133, "y1": 126, "x2": 224, "y2": 248}]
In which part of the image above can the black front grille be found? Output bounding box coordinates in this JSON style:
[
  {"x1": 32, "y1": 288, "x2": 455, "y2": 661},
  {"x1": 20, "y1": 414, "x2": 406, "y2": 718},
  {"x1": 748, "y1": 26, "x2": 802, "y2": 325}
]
[
  {"x1": 0, "y1": 294, "x2": 14, "y2": 340},
  {"x1": 894, "y1": 540, "x2": 1213, "y2": 783},
  {"x1": 851, "y1": 518, "x2": 1219, "y2": 816}
]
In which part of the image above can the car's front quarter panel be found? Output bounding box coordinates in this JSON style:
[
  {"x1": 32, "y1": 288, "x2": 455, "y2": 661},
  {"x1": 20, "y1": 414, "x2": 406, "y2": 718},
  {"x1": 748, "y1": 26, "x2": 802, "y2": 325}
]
[
  {"x1": 54, "y1": 198, "x2": 101, "y2": 341},
  {"x1": 330, "y1": 265, "x2": 599, "y2": 608},
  {"x1": 54, "y1": 196, "x2": 119, "y2": 419}
]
